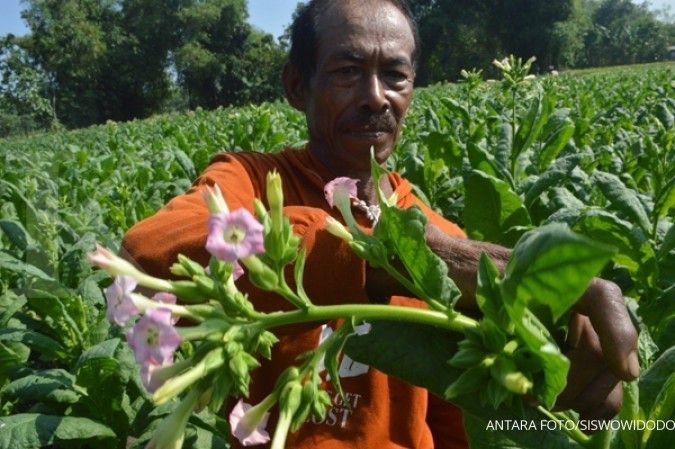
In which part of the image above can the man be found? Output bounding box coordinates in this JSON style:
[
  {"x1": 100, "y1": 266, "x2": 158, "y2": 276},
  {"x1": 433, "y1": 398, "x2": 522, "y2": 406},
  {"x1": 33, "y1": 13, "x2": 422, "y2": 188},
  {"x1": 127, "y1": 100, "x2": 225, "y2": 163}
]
[{"x1": 122, "y1": 1, "x2": 638, "y2": 448}]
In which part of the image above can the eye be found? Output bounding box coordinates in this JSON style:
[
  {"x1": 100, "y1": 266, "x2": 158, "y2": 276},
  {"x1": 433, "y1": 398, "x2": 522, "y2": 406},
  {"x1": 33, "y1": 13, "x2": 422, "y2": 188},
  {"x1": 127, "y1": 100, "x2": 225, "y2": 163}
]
[
  {"x1": 384, "y1": 70, "x2": 410, "y2": 84},
  {"x1": 334, "y1": 66, "x2": 360, "y2": 76}
]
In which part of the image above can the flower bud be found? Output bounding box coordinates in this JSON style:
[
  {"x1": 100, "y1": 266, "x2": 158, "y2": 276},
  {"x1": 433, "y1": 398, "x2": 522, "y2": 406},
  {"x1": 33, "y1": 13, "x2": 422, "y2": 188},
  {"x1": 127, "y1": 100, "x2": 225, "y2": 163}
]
[
  {"x1": 146, "y1": 388, "x2": 200, "y2": 449},
  {"x1": 241, "y1": 256, "x2": 278, "y2": 290},
  {"x1": 325, "y1": 217, "x2": 353, "y2": 242},
  {"x1": 202, "y1": 184, "x2": 229, "y2": 215},
  {"x1": 502, "y1": 371, "x2": 533, "y2": 395}
]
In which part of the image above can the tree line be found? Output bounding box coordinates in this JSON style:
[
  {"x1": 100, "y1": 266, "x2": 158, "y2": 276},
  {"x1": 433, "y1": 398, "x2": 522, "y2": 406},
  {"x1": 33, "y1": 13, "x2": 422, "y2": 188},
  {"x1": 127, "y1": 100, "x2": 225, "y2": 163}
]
[{"x1": 1, "y1": 0, "x2": 673, "y2": 137}]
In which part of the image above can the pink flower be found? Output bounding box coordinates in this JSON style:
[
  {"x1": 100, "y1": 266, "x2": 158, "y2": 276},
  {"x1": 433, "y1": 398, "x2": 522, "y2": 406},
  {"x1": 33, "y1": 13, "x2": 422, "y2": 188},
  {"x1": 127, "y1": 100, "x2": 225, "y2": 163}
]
[
  {"x1": 152, "y1": 292, "x2": 178, "y2": 324},
  {"x1": 233, "y1": 261, "x2": 245, "y2": 280},
  {"x1": 324, "y1": 177, "x2": 358, "y2": 208},
  {"x1": 105, "y1": 275, "x2": 139, "y2": 326},
  {"x1": 206, "y1": 209, "x2": 264, "y2": 262},
  {"x1": 88, "y1": 244, "x2": 138, "y2": 277},
  {"x1": 126, "y1": 308, "x2": 182, "y2": 366},
  {"x1": 229, "y1": 399, "x2": 271, "y2": 446},
  {"x1": 140, "y1": 362, "x2": 167, "y2": 393}
]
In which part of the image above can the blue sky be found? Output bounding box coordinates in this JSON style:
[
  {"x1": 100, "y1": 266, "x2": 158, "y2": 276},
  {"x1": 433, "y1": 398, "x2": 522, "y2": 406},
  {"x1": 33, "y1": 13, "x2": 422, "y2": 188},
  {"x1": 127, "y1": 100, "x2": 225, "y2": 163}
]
[
  {"x1": 1, "y1": 0, "x2": 673, "y2": 38},
  {"x1": 0, "y1": 0, "x2": 303, "y2": 38}
]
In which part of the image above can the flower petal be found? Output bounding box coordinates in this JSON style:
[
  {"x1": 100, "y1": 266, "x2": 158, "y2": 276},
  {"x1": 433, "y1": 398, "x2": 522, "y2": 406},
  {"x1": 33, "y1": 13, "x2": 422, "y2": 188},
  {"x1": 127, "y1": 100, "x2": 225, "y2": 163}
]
[{"x1": 324, "y1": 177, "x2": 358, "y2": 208}]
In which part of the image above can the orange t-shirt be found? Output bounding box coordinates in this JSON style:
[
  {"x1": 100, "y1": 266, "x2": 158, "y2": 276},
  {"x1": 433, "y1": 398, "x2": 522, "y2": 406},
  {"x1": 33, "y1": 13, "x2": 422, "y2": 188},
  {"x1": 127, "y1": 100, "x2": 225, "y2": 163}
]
[{"x1": 122, "y1": 147, "x2": 468, "y2": 449}]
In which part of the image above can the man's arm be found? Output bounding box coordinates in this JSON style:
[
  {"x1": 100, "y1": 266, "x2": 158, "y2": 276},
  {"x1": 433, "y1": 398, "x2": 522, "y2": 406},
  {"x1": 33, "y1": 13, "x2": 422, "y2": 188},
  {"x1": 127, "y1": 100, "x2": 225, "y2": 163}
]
[{"x1": 365, "y1": 223, "x2": 639, "y2": 421}]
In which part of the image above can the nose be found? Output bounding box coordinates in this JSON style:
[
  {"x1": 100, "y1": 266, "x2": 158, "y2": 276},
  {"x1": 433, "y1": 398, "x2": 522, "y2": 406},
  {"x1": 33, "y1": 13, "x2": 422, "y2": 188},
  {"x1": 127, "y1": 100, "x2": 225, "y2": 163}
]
[{"x1": 359, "y1": 73, "x2": 390, "y2": 113}]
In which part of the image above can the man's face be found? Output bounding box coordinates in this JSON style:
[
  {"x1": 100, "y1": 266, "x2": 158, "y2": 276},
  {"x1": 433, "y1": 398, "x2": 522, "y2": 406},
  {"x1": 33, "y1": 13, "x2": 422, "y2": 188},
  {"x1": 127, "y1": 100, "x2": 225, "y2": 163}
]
[{"x1": 303, "y1": 0, "x2": 415, "y2": 174}]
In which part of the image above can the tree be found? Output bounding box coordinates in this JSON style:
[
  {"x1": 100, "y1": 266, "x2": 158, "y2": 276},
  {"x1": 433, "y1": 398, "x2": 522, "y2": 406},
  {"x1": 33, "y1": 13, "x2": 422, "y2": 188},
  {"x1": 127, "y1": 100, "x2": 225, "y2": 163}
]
[
  {"x1": 0, "y1": 34, "x2": 56, "y2": 136},
  {"x1": 174, "y1": 0, "x2": 285, "y2": 109}
]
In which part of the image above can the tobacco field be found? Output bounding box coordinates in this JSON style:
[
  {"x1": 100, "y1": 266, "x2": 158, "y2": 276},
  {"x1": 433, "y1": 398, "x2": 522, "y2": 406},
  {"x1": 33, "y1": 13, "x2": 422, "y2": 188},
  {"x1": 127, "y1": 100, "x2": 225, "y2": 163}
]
[{"x1": 0, "y1": 61, "x2": 673, "y2": 449}]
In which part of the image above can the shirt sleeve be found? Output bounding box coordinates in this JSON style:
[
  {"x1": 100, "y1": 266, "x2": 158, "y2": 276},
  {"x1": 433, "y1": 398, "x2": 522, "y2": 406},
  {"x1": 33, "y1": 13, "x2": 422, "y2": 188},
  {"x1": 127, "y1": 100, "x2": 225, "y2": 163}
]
[
  {"x1": 121, "y1": 157, "x2": 369, "y2": 309},
  {"x1": 121, "y1": 153, "x2": 257, "y2": 280}
]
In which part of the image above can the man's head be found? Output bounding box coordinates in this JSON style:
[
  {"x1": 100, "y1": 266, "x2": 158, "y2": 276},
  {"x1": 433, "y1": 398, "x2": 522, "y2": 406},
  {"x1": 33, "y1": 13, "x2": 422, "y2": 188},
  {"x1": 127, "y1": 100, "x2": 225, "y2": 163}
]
[{"x1": 283, "y1": 0, "x2": 418, "y2": 176}]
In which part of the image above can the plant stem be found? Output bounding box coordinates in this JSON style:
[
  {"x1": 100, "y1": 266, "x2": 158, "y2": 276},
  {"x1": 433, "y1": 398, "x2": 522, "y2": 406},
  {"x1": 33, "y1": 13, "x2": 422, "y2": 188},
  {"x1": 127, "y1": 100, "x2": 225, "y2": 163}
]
[
  {"x1": 258, "y1": 304, "x2": 477, "y2": 333},
  {"x1": 537, "y1": 406, "x2": 591, "y2": 447}
]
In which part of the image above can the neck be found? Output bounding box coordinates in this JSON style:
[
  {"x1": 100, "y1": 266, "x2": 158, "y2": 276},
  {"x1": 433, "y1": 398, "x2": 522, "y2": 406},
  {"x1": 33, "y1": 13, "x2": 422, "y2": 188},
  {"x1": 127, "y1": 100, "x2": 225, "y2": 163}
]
[{"x1": 309, "y1": 143, "x2": 393, "y2": 204}]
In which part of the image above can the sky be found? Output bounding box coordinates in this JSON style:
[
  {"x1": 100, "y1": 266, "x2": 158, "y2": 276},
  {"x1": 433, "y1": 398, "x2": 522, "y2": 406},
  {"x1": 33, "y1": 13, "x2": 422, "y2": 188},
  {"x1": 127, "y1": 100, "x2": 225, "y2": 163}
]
[
  {"x1": 0, "y1": 0, "x2": 673, "y2": 38},
  {"x1": 0, "y1": 0, "x2": 303, "y2": 38}
]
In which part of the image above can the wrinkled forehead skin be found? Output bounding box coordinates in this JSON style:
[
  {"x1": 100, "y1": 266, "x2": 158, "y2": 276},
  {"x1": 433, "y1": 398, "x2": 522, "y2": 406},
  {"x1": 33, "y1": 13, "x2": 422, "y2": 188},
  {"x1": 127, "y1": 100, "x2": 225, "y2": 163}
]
[{"x1": 313, "y1": 0, "x2": 416, "y2": 74}]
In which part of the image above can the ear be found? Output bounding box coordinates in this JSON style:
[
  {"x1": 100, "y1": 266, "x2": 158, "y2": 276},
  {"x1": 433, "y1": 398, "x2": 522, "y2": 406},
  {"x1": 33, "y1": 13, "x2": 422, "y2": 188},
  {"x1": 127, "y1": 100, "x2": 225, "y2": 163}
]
[{"x1": 283, "y1": 62, "x2": 307, "y2": 111}]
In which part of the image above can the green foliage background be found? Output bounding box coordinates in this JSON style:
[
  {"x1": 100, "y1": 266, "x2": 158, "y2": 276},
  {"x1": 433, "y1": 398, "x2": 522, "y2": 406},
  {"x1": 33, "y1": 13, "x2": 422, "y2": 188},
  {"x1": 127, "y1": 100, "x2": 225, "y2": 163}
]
[{"x1": 0, "y1": 62, "x2": 673, "y2": 448}]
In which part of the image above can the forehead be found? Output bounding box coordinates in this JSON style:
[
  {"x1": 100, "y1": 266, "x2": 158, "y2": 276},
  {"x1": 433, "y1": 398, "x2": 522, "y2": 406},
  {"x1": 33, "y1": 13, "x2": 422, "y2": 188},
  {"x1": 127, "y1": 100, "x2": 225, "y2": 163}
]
[{"x1": 315, "y1": 1, "x2": 415, "y2": 64}]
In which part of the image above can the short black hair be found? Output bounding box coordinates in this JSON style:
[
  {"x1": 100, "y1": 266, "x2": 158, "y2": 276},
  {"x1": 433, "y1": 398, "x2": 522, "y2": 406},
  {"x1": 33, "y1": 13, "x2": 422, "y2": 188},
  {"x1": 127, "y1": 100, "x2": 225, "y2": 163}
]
[{"x1": 288, "y1": 0, "x2": 420, "y2": 85}]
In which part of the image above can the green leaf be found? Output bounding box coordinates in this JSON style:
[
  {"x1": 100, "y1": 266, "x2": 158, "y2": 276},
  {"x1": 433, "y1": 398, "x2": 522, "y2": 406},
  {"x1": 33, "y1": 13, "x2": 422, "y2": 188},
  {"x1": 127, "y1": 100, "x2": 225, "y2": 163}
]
[
  {"x1": 2, "y1": 369, "x2": 81, "y2": 404},
  {"x1": 476, "y1": 253, "x2": 509, "y2": 328},
  {"x1": 502, "y1": 224, "x2": 616, "y2": 321},
  {"x1": 524, "y1": 155, "x2": 580, "y2": 207},
  {"x1": 592, "y1": 170, "x2": 652, "y2": 234},
  {"x1": 464, "y1": 170, "x2": 531, "y2": 245},
  {"x1": 75, "y1": 338, "x2": 120, "y2": 368},
  {"x1": 618, "y1": 381, "x2": 641, "y2": 449},
  {"x1": 538, "y1": 119, "x2": 575, "y2": 170},
  {"x1": 514, "y1": 94, "x2": 554, "y2": 161},
  {"x1": 0, "y1": 414, "x2": 115, "y2": 449},
  {"x1": 344, "y1": 322, "x2": 580, "y2": 448},
  {"x1": 639, "y1": 347, "x2": 675, "y2": 415},
  {"x1": 375, "y1": 204, "x2": 460, "y2": 306},
  {"x1": 0, "y1": 328, "x2": 67, "y2": 360},
  {"x1": 658, "y1": 223, "x2": 675, "y2": 260},
  {"x1": 0, "y1": 252, "x2": 55, "y2": 282},
  {"x1": 173, "y1": 149, "x2": 197, "y2": 179},
  {"x1": 0, "y1": 219, "x2": 29, "y2": 251},
  {"x1": 654, "y1": 176, "x2": 675, "y2": 222},
  {"x1": 643, "y1": 373, "x2": 675, "y2": 449}
]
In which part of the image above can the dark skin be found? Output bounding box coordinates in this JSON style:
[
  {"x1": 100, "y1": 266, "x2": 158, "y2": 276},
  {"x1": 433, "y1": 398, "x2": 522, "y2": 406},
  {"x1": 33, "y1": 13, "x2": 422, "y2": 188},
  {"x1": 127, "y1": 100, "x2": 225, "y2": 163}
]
[{"x1": 283, "y1": 0, "x2": 638, "y2": 425}]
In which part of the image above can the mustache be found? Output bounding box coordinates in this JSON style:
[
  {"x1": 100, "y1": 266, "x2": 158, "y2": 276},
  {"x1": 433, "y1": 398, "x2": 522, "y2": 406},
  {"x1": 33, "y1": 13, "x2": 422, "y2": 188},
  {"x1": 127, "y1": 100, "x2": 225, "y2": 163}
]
[{"x1": 345, "y1": 113, "x2": 396, "y2": 132}]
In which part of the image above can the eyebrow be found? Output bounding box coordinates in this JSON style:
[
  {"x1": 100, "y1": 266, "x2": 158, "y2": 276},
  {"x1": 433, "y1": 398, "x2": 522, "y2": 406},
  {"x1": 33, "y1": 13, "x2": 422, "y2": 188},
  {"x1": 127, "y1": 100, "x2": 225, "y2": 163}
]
[{"x1": 328, "y1": 50, "x2": 412, "y2": 68}]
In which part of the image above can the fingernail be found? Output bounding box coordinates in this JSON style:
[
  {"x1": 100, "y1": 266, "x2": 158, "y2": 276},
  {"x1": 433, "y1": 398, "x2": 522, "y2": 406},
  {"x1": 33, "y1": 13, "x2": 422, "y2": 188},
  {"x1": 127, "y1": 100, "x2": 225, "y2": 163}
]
[{"x1": 628, "y1": 352, "x2": 640, "y2": 379}]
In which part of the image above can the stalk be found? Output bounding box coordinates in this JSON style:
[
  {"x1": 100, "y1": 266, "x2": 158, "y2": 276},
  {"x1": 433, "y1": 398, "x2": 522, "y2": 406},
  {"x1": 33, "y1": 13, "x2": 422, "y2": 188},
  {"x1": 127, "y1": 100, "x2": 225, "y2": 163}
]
[
  {"x1": 537, "y1": 406, "x2": 592, "y2": 447},
  {"x1": 258, "y1": 303, "x2": 477, "y2": 333}
]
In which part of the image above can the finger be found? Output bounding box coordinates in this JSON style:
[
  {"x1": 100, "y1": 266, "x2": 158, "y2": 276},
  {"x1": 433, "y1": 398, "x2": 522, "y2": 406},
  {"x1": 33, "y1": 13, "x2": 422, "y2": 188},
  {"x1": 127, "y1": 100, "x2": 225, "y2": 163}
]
[
  {"x1": 565, "y1": 311, "x2": 585, "y2": 349},
  {"x1": 579, "y1": 381, "x2": 623, "y2": 422},
  {"x1": 573, "y1": 369, "x2": 621, "y2": 416},
  {"x1": 575, "y1": 279, "x2": 639, "y2": 381},
  {"x1": 555, "y1": 320, "x2": 604, "y2": 409}
]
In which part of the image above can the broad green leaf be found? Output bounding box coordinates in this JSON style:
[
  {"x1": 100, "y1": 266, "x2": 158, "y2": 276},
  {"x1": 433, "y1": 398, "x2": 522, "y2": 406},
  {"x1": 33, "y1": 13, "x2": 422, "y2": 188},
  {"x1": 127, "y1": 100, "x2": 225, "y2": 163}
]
[
  {"x1": 514, "y1": 93, "x2": 554, "y2": 161},
  {"x1": 574, "y1": 208, "x2": 655, "y2": 276},
  {"x1": 643, "y1": 373, "x2": 675, "y2": 449},
  {"x1": 0, "y1": 328, "x2": 67, "y2": 360},
  {"x1": 375, "y1": 204, "x2": 460, "y2": 306},
  {"x1": 592, "y1": 170, "x2": 652, "y2": 234},
  {"x1": 0, "y1": 219, "x2": 28, "y2": 251},
  {"x1": 618, "y1": 381, "x2": 641, "y2": 449},
  {"x1": 524, "y1": 155, "x2": 580, "y2": 207},
  {"x1": 476, "y1": 253, "x2": 509, "y2": 328},
  {"x1": 0, "y1": 414, "x2": 115, "y2": 449},
  {"x1": 173, "y1": 149, "x2": 197, "y2": 179},
  {"x1": 654, "y1": 176, "x2": 675, "y2": 221},
  {"x1": 502, "y1": 224, "x2": 616, "y2": 321},
  {"x1": 345, "y1": 321, "x2": 580, "y2": 448},
  {"x1": 2, "y1": 369, "x2": 81, "y2": 404},
  {"x1": 75, "y1": 338, "x2": 120, "y2": 369},
  {"x1": 0, "y1": 252, "x2": 55, "y2": 282},
  {"x1": 464, "y1": 170, "x2": 531, "y2": 245},
  {"x1": 639, "y1": 347, "x2": 675, "y2": 415},
  {"x1": 508, "y1": 307, "x2": 570, "y2": 408},
  {"x1": 657, "y1": 223, "x2": 675, "y2": 260},
  {"x1": 538, "y1": 119, "x2": 575, "y2": 170}
]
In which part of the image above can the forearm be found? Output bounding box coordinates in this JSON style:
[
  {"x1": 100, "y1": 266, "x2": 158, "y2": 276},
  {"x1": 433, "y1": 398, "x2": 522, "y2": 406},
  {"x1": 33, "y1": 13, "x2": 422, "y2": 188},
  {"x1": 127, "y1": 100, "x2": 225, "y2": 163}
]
[
  {"x1": 365, "y1": 225, "x2": 511, "y2": 309},
  {"x1": 427, "y1": 230, "x2": 511, "y2": 308}
]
